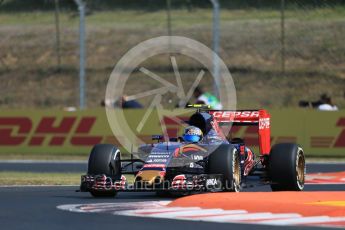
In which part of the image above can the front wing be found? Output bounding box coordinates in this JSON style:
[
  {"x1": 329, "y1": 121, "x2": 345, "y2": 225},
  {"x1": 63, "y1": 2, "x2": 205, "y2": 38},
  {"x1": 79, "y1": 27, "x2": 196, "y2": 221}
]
[{"x1": 80, "y1": 173, "x2": 224, "y2": 193}]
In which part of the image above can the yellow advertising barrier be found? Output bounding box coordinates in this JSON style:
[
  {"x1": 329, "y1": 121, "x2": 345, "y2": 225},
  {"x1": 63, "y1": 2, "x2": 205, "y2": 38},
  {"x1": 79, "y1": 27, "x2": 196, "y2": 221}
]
[{"x1": 0, "y1": 109, "x2": 344, "y2": 156}]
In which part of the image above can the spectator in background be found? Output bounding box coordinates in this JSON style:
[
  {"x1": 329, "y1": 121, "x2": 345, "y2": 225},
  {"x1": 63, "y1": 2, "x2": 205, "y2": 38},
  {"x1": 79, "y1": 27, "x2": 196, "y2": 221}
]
[
  {"x1": 100, "y1": 95, "x2": 143, "y2": 109},
  {"x1": 121, "y1": 95, "x2": 143, "y2": 109},
  {"x1": 100, "y1": 99, "x2": 115, "y2": 108},
  {"x1": 193, "y1": 86, "x2": 223, "y2": 109},
  {"x1": 100, "y1": 99, "x2": 107, "y2": 107},
  {"x1": 317, "y1": 94, "x2": 338, "y2": 111},
  {"x1": 299, "y1": 93, "x2": 339, "y2": 110},
  {"x1": 298, "y1": 99, "x2": 321, "y2": 108}
]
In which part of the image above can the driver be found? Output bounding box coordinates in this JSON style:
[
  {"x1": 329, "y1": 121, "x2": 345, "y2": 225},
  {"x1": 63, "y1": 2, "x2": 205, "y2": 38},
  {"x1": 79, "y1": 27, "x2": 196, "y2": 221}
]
[{"x1": 182, "y1": 126, "x2": 203, "y2": 143}]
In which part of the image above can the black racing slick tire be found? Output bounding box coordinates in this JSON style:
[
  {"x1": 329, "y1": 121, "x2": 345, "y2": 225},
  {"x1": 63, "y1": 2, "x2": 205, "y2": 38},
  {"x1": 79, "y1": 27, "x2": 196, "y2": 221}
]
[
  {"x1": 87, "y1": 144, "x2": 121, "y2": 197},
  {"x1": 208, "y1": 145, "x2": 241, "y2": 192},
  {"x1": 269, "y1": 143, "x2": 306, "y2": 191}
]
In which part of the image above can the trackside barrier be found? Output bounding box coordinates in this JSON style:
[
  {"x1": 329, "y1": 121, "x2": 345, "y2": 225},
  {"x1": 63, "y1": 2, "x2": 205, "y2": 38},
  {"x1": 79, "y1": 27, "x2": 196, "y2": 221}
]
[{"x1": 0, "y1": 109, "x2": 344, "y2": 157}]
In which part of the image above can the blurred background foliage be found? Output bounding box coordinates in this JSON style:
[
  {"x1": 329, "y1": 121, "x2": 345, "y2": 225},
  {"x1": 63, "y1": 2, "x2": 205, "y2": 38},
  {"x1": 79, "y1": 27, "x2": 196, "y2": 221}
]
[{"x1": 0, "y1": 0, "x2": 344, "y2": 109}]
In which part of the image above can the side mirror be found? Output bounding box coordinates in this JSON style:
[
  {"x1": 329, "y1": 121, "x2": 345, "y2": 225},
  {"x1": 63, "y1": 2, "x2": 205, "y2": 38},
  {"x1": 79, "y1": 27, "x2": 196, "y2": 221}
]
[
  {"x1": 169, "y1": 137, "x2": 184, "y2": 142},
  {"x1": 152, "y1": 135, "x2": 163, "y2": 142},
  {"x1": 169, "y1": 137, "x2": 178, "y2": 142}
]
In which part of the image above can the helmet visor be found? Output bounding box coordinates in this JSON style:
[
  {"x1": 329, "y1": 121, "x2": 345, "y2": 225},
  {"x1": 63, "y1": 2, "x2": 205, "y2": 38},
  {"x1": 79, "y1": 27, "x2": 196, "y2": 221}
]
[{"x1": 183, "y1": 134, "x2": 201, "y2": 143}]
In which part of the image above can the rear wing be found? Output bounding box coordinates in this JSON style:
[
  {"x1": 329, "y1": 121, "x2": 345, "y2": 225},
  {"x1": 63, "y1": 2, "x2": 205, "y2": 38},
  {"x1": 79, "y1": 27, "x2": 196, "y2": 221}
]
[{"x1": 209, "y1": 110, "x2": 271, "y2": 155}]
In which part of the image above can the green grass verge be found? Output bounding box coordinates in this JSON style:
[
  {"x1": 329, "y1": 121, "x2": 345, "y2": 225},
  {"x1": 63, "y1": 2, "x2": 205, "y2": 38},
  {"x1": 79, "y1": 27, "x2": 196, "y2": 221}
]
[
  {"x1": 0, "y1": 153, "x2": 89, "y2": 161},
  {"x1": 0, "y1": 172, "x2": 135, "y2": 186},
  {"x1": 0, "y1": 152, "x2": 132, "y2": 161},
  {"x1": 1, "y1": 7, "x2": 345, "y2": 26},
  {"x1": 0, "y1": 172, "x2": 81, "y2": 185}
]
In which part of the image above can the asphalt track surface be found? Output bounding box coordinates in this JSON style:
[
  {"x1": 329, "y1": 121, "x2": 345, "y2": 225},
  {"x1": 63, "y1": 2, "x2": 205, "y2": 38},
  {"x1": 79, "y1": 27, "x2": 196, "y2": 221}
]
[{"x1": 0, "y1": 163, "x2": 344, "y2": 230}]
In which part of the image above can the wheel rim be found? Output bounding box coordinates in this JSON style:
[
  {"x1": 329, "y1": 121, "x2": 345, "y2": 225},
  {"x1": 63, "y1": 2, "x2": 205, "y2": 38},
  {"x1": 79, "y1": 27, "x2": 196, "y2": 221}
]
[
  {"x1": 232, "y1": 150, "x2": 241, "y2": 192},
  {"x1": 296, "y1": 149, "x2": 305, "y2": 189}
]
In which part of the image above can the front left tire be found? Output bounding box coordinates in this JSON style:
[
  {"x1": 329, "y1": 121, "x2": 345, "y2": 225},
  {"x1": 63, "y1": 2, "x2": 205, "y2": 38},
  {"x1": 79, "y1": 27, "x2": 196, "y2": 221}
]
[
  {"x1": 87, "y1": 144, "x2": 122, "y2": 197},
  {"x1": 208, "y1": 144, "x2": 241, "y2": 192}
]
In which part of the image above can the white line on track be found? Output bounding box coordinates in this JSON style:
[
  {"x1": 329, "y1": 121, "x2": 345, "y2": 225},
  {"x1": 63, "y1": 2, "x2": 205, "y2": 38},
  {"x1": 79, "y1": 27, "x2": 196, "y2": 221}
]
[
  {"x1": 259, "y1": 216, "x2": 345, "y2": 225},
  {"x1": 143, "y1": 209, "x2": 245, "y2": 217},
  {"x1": 178, "y1": 210, "x2": 249, "y2": 219},
  {"x1": 57, "y1": 201, "x2": 345, "y2": 229},
  {"x1": 127, "y1": 207, "x2": 201, "y2": 214},
  {"x1": 199, "y1": 212, "x2": 287, "y2": 222}
]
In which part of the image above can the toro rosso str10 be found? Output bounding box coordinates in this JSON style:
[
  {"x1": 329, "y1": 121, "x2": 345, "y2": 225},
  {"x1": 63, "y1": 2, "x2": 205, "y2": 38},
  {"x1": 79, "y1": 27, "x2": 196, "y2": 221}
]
[{"x1": 80, "y1": 106, "x2": 306, "y2": 197}]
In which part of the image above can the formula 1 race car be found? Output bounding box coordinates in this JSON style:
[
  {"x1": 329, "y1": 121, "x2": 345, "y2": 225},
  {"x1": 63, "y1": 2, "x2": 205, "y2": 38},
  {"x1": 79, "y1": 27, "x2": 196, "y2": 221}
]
[{"x1": 80, "y1": 105, "x2": 306, "y2": 197}]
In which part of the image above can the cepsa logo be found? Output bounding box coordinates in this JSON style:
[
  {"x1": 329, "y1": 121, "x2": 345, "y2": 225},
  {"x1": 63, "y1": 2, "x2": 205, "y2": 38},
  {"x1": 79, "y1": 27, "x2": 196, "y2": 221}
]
[
  {"x1": 211, "y1": 111, "x2": 259, "y2": 119},
  {"x1": 0, "y1": 117, "x2": 103, "y2": 146}
]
